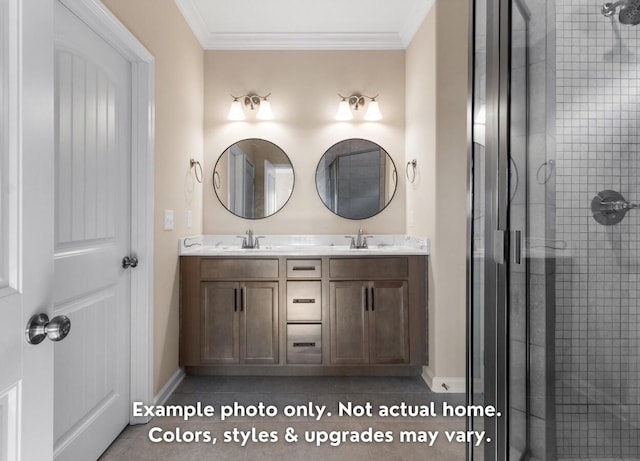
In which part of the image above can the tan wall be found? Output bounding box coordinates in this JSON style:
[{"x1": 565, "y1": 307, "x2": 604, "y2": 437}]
[
  {"x1": 102, "y1": 0, "x2": 204, "y2": 395},
  {"x1": 406, "y1": 0, "x2": 468, "y2": 383},
  {"x1": 203, "y1": 51, "x2": 406, "y2": 235},
  {"x1": 406, "y1": 5, "x2": 438, "y2": 370},
  {"x1": 101, "y1": 0, "x2": 466, "y2": 393}
]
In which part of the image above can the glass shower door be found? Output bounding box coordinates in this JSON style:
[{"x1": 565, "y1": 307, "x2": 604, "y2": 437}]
[
  {"x1": 469, "y1": 0, "x2": 488, "y2": 460},
  {"x1": 469, "y1": 0, "x2": 552, "y2": 459},
  {"x1": 508, "y1": 0, "x2": 531, "y2": 458}
]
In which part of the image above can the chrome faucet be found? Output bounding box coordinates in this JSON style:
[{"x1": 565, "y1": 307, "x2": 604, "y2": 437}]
[
  {"x1": 345, "y1": 229, "x2": 372, "y2": 249},
  {"x1": 237, "y1": 229, "x2": 264, "y2": 249}
]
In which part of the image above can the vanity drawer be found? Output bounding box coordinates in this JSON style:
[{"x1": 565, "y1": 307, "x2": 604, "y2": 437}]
[
  {"x1": 287, "y1": 281, "x2": 322, "y2": 321},
  {"x1": 287, "y1": 324, "x2": 322, "y2": 364},
  {"x1": 200, "y1": 258, "x2": 279, "y2": 279},
  {"x1": 329, "y1": 257, "x2": 408, "y2": 279},
  {"x1": 286, "y1": 259, "x2": 322, "y2": 278}
]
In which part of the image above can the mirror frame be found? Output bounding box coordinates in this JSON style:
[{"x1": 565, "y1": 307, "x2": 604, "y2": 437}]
[
  {"x1": 315, "y1": 138, "x2": 398, "y2": 220},
  {"x1": 212, "y1": 138, "x2": 295, "y2": 220}
]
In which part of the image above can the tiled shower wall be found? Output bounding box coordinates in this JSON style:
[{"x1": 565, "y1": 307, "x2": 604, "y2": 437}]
[{"x1": 555, "y1": 0, "x2": 640, "y2": 458}]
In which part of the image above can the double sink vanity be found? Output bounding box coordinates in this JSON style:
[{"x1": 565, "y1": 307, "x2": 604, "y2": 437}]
[
  {"x1": 180, "y1": 137, "x2": 428, "y2": 376},
  {"x1": 179, "y1": 233, "x2": 429, "y2": 376}
]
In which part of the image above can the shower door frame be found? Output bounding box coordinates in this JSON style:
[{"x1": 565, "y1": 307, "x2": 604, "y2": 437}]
[{"x1": 467, "y1": 0, "x2": 516, "y2": 459}]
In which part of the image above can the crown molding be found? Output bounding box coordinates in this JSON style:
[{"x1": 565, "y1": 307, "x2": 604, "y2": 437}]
[
  {"x1": 200, "y1": 32, "x2": 406, "y2": 50},
  {"x1": 174, "y1": 0, "x2": 210, "y2": 48},
  {"x1": 398, "y1": 0, "x2": 436, "y2": 47},
  {"x1": 174, "y1": 0, "x2": 421, "y2": 50}
]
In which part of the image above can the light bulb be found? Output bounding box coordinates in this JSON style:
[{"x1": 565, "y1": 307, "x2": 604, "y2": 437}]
[
  {"x1": 364, "y1": 99, "x2": 382, "y2": 121},
  {"x1": 256, "y1": 99, "x2": 274, "y2": 120},
  {"x1": 336, "y1": 99, "x2": 353, "y2": 121},
  {"x1": 227, "y1": 99, "x2": 245, "y2": 121}
]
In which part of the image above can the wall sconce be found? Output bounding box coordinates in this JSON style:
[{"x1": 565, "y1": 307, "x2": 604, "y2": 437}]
[
  {"x1": 227, "y1": 93, "x2": 274, "y2": 121},
  {"x1": 335, "y1": 93, "x2": 383, "y2": 121}
]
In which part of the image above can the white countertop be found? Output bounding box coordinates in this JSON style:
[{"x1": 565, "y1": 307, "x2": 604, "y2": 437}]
[{"x1": 179, "y1": 234, "x2": 430, "y2": 256}]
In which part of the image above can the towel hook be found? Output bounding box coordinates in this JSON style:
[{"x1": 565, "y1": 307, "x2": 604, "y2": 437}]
[
  {"x1": 190, "y1": 158, "x2": 203, "y2": 183},
  {"x1": 536, "y1": 159, "x2": 554, "y2": 184},
  {"x1": 406, "y1": 159, "x2": 417, "y2": 184}
]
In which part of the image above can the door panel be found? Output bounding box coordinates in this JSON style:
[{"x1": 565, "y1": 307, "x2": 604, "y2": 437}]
[
  {"x1": 0, "y1": 2, "x2": 23, "y2": 458},
  {"x1": 330, "y1": 281, "x2": 369, "y2": 364},
  {"x1": 0, "y1": 387, "x2": 19, "y2": 461},
  {"x1": 202, "y1": 282, "x2": 239, "y2": 364},
  {"x1": 56, "y1": 49, "x2": 118, "y2": 245},
  {"x1": 1, "y1": 0, "x2": 55, "y2": 459},
  {"x1": 242, "y1": 282, "x2": 278, "y2": 364},
  {"x1": 53, "y1": 2, "x2": 131, "y2": 459},
  {"x1": 369, "y1": 281, "x2": 409, "y2": 364},
  {"x1": 54, "y1": 291, "x2": 118, "y2": 439}
]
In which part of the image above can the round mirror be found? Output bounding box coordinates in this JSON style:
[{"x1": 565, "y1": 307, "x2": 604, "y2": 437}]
[
  {"x1": 315, "y1": 139, "x2": 397, "y2": 220},
  {"x1": 213, "y1": 139, "x2": 294, "y2": 219}
]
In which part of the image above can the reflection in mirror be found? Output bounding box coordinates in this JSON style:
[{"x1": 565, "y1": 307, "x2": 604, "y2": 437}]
[
  {"x1": 213, "y1": 139, "x2": 294, "y2": 219},
  {"x1": 315, "y1": 139, "x2": 397, "y2": 220}
]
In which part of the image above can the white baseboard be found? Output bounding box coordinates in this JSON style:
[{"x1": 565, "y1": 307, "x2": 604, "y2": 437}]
[
  {"x1": 421, "y1": 367, "x2": 466, "y2": 393},
  {"x1": 131, "y1": 368, "x2": 185, "y2": 425},
  {"x1": 154, "y1": 367, "x2": 186, "y2": 405}
]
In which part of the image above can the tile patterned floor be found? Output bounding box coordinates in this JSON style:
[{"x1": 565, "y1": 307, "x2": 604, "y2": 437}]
[{"x1": 100, "y1": 376, "x2": 467, "y2": 461}]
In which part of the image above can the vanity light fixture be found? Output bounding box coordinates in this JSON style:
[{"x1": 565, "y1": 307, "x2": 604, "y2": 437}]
[
  {"x1": 227, "y1": 93, "x2": 274, "y2": 121},
  {"x1": 336, "y1": 93, "x2": 383, "y2": 121}
]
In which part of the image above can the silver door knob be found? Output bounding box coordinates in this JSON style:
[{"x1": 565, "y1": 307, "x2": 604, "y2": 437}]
[
  {"x1": 122, "y1": 255, "x2": 138, "y2": 269},
  {"x1": 25, "y1": 313, "x2": 71, "y2": 345}
]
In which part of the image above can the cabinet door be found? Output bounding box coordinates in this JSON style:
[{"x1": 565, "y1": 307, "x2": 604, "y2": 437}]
[
  {"x1": 369, "y1": 281, "x2": 410, "y2": 364},
  {"x1": 201, "y1": 282, "x2": 240, "y2": 364},
  {"x1": 241, "y1": 282, "x2": 279, "y2": 364},
  {"x1": 330, "y1": 281, "x2": 369, "y2": 364}
]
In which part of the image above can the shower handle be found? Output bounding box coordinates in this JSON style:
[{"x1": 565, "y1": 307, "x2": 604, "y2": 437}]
[
  {"x1": 592, "y1": 190, "x2": 637, "y2": 226},
  {"x1": 598, "y1": 200, "x2": 638, "y2": 211}
]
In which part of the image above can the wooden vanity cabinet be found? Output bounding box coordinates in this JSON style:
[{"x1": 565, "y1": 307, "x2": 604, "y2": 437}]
[
  {"x1": 330, "y1": 280, "x2": 409, "y2": 365},
  {"x1": 180, "y1": 257, "x2": 279, "y2": 367},
  {"x1": 201, "y1": 281, "x2": 278, "y2": 364},
  {"x1": 328, "y1": 256, "x2": 424, "y2": 368},
  {"x1": 181, "y1": 254, "x2": 426, "y2": 374}
]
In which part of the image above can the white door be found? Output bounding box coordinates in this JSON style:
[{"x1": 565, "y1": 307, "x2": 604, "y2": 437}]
[
  {"x1": 53, "y1": 2, "x2": 132, "y2": 460},
  {"x1": 0, "y1": 0, "x2": 55, "y2": 460}
]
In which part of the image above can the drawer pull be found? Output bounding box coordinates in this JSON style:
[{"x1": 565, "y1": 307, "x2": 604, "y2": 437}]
[
  {"x1": 292, "y1": 266, "x2": 317, "y2": 271},
  {"x1": 293, "y1": 342, "x2": 316, "y2": 348},
  {"x1": 293, "y1": 298, "x2": 316, "y2": 304}
]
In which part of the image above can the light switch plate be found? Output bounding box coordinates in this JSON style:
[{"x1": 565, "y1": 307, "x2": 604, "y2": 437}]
[
  {"x1": 164, "y1": 210, "x2": 174, "y2": 231},
  {"x1": 187, "y1": 210, "x2": 192, "y2": 229}
]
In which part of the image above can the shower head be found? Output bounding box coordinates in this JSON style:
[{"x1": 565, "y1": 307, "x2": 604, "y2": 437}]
[
  {"x1": 619, "y1": 0, "x2": 640, "y2": 24},
  {"x1": 602, "y1": 0, "x2": 640, "y2": 25}
]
